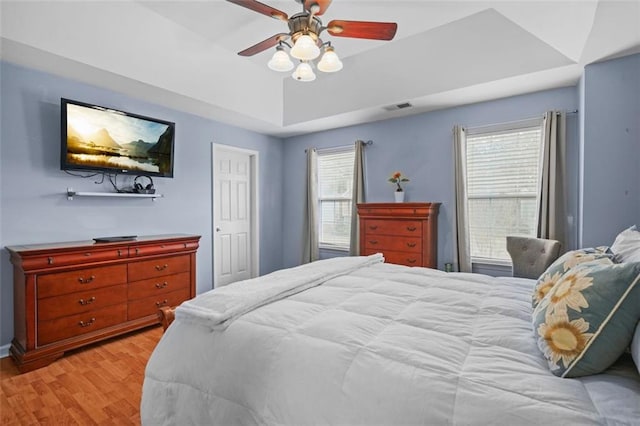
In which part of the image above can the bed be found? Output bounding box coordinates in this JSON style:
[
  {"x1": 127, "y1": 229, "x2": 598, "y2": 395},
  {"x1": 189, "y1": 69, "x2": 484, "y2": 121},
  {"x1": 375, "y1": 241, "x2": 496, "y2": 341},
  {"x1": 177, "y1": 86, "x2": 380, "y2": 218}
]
[{"x1": 141, "y1": 253, "x2": 640, "y2": 425}]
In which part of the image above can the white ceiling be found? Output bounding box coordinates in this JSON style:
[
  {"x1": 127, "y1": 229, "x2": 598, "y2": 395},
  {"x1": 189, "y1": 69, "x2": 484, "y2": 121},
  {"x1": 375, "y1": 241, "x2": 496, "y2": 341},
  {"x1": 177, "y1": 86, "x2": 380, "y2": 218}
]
[{"x1": 1, "y1": 0, "x2": 639, "y2": 137}]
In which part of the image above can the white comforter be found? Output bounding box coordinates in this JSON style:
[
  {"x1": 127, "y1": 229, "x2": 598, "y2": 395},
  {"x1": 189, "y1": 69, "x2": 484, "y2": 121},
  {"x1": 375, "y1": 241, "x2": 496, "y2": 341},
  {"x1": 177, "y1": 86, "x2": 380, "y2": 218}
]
[{"x1": 142, "y1": 257, "x2": 640, "y2": 425}]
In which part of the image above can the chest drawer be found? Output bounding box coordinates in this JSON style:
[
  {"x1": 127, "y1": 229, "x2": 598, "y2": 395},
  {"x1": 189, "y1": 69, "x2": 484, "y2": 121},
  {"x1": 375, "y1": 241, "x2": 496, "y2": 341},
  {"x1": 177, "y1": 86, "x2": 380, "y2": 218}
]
[
  {"x1": 37, "y1": 304, "x2": 127, "y2": 346},
  {"x1": 37, "y1": 264, "x2": 127, "y2": 299},
  {"x1": 364, "y1": 220, "x2": 423, "y2": 237},
  {"x1": 363, "y1": 249, "x2": 423, "y2": 267},
  {"x1": 128, "y1": 287, "x2": 191, "y2": 320},
  {"x1": 128, "y1": 272, "x2": 190, "y2": 300},
  {"x1": 128, "y1": 254, "x2": 190, "y2": 282},
  {"x1": 364, "y1": 235, "x2": 422, "y2": 253},
  {"x1": 38, "y1": 284, "x2": 127, "y2": 321}
]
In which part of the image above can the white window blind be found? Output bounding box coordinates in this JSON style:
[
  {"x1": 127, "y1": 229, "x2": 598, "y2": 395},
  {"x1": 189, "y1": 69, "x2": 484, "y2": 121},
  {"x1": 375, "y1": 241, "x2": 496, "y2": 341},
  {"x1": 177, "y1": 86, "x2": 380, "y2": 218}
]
[
  {"x1": 317, "y1": 147, "x2": 355, "y2": 250},
  {"x1": 466, "y1": 121, "x2": 543, "y2": 262}
]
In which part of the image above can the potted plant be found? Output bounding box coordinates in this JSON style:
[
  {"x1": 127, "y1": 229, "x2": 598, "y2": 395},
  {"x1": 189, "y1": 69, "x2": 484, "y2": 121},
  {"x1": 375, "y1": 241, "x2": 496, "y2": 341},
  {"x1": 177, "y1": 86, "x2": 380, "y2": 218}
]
[{"x1": 388, "y1": 171, "x2": 409, "y2": 202}]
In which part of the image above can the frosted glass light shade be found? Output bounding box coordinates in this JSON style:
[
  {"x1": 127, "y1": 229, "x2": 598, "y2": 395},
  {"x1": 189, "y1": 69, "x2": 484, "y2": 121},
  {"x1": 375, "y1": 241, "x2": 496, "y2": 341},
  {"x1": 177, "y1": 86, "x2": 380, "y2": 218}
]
[
  {"x1": 317, "y1": 48, "x2": 343, "y2": 73},
  {"x1": 267, "y1": 48, "x2": 294, "y2": 72},
  {"x1": 292, "y1": 62, "x2": 316, "y2": 82},
  {"x1": 290, "y1": 34, "x2": 320, "y2": 60}
]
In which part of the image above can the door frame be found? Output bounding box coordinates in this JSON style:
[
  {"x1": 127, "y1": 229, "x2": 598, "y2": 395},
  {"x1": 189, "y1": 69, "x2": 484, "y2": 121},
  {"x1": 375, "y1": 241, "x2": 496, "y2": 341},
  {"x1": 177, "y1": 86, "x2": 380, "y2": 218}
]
[{"x1": 212, "y1": 143, "x2": 260, "y2": 287}]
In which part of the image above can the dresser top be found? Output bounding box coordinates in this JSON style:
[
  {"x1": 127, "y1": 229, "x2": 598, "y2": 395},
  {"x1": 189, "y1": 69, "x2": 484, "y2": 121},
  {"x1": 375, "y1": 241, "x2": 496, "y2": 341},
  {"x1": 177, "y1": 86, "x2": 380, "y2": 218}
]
[{"x1": 5, "y1": 234, "x2": 201, "y2": 254}]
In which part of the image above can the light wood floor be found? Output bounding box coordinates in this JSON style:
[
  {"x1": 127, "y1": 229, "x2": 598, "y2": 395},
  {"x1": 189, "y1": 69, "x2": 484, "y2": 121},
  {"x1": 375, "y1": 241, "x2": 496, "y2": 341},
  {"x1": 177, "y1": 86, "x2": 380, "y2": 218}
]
[{"x1": 1, "y1": 326, "x2": 163, "y2": 425}]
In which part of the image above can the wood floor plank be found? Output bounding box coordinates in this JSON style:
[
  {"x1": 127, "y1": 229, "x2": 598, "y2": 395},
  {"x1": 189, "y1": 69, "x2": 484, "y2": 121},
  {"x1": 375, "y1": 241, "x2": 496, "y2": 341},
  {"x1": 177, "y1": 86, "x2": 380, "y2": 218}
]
[{"x1": 0, "y1": 326, "x2": 162, "y2": 425}]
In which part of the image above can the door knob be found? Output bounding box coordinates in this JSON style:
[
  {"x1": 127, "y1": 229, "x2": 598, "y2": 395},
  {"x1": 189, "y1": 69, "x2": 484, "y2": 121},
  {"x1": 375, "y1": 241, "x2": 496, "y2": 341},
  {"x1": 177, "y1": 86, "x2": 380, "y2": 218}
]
[{"x1": 216, "y1": 227, "x2": 221, "y2": 232}]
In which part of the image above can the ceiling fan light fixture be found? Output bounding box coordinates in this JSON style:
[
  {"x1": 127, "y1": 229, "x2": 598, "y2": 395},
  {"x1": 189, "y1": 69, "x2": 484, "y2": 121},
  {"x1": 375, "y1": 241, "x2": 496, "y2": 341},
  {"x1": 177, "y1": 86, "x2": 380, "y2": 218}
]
[
  {"x1": 267, "y1": 46, "x2": 294, "y2": 71},
  {"x1": 290, "y1": 34, "x2": 320, "y2": 60},
  {"x1": 292, "y1": 62, "x2": 316, "y2": 82},
  {"x1": 317, "y1": 46, "x2": 342, "y2": 73}
]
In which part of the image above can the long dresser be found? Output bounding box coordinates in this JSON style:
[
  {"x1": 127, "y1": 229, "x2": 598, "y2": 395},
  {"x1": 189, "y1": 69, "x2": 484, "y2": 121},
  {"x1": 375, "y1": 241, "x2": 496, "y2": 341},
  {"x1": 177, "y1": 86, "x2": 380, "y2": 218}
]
[
  {"x1": 358, "y1": 202, "x2": 440, "y2": 268},
  {"x1": 6, "y1": 234, "x2": 200, "y2": 372}
]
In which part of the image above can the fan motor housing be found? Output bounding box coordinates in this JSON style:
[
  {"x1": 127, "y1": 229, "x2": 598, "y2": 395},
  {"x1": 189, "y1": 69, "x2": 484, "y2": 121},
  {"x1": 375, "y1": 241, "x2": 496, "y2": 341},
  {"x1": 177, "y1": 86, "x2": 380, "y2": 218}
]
[{"x1": 288, "y1": 13, "x2": 323, "y2": 41}]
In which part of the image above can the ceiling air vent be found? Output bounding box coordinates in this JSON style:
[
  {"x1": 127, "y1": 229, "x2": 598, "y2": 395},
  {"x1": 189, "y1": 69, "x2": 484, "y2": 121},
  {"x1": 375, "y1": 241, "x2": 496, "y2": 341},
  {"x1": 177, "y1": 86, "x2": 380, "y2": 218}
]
[{"x1": 383, "y1": 102, "x2": 413, "y2": 111}]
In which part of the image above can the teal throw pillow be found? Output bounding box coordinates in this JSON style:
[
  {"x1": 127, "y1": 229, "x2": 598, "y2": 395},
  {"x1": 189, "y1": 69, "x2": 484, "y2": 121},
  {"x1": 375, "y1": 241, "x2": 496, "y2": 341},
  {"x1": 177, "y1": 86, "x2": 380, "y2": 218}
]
[
  {"x1": 532, "y1": 259, "x2": 640, "y2": 378},
  {"x1": 532, "y1": 247, "x2": 613, "y2": 309}
]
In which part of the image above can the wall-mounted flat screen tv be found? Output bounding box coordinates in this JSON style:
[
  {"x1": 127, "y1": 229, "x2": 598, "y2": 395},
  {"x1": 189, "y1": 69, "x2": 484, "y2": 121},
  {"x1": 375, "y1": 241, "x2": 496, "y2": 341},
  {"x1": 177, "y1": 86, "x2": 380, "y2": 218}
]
[{"x1": 60, "y1": 98, "x2": 175, "y2": 177}]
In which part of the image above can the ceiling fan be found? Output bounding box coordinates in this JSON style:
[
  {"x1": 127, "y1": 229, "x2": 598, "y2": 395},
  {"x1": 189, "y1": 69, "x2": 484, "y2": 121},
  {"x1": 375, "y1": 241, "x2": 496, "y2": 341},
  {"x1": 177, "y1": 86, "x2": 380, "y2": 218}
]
[{"x1": 227, "y1": 0, "x2": 398, "y2": 81}]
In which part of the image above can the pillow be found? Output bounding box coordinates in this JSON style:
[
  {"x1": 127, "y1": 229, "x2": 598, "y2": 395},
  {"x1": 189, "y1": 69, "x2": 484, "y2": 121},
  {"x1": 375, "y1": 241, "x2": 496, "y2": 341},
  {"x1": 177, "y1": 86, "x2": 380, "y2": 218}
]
[
  {"x1": 632, "y1": 321, "x2": 640, "y2": 374},
  {"x1": 532, "y1": 247, "x2": 613, "y2": 309},
  {"x1": 532, "y1": 259, "x2": 640, "y2": 377},
  {"x1": 611, "y1": 225, "x2": 640, "y2": 263}
]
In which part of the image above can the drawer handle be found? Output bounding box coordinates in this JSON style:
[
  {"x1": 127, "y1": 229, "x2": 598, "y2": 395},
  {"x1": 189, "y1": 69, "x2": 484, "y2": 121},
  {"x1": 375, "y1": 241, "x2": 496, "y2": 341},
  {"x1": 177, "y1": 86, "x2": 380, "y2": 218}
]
[
  {"x1": 79, "y1": 318, "x2": 96, "y2": 327},
  {"x1": 406, "y1": 242, "x2": 417, "y2": 248},
  {"x1": 407, "y1": 258, "x2": 417, "y2": 264},
  {"x1": 368, "y1": 225, "x2": 378, "y2": 230},
  {"x1": 406, "y1": 226, "x2": 417, "y2": 232},
  {"x1": 155, "y1": 264, "x2": 169, "y2": 271},
  {"x1": 47, "y1": 257, "x2": 54, "y2": 265},
  {"x1": 78, "y1": 275, "x2": 95, "y2": 284},
  {"x1": 84, "y1": 252, "x2": 92, "y2": 257},
  {"x1": 118, "y1": 249, "x2": 123, "y2": 257},
  {"x1": 155, "y1": 299, "x2": 169, "y2": 307},
  {"x1": 78, "y1": 297, "x2": 96, "y2": 305},
  {"x1": 155, "y1": 282, "x2": 168, "y2": 289},
  {"x1": 368, "y1": 240, "x2": 378, "y2": 245},
  {"x1": 135, "y1": 248, "x2": 140, "y2": 255}
]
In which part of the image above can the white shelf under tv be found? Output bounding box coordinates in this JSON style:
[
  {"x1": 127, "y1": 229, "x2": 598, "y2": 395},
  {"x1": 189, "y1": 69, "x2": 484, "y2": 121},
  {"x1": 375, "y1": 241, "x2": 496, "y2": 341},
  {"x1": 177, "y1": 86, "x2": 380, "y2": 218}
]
[{"x1": 66, "y1": 188, "x2": 163, "y2": 201}]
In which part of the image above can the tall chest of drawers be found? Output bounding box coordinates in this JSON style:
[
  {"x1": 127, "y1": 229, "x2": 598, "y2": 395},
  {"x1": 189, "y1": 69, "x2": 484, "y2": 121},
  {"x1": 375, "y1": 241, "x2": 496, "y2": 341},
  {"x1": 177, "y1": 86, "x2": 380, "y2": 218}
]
[
  {"x1": 6, "y1": 234, "x2": 200, "y2": 372},
  {"x1": 358, "y1": 203, "x2": 440, "y2": 268}
]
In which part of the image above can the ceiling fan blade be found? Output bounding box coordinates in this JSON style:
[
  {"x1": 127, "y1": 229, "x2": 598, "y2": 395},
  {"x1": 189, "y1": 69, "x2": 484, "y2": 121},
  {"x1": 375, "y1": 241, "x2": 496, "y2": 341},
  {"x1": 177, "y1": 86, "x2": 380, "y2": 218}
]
[
  {"x1": 226, "y1": 0, "x2": 288, "y2": 22},
  {"x1": 303, "y1": 0, "x2": 332, "y2": 16},
  {"x1": 326, "y1": 20, "x2": 398, "y2": 40},
  {"x1": 238, "y1": 33, "x2": 289, "y2": 56}
]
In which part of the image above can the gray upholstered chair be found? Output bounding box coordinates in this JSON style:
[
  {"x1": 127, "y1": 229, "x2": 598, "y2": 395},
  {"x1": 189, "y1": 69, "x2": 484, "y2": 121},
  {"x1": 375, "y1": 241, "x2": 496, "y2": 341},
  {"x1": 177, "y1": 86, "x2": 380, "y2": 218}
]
[{"x1": 506, "y1": 236, "x2": 562, "y2": 279}]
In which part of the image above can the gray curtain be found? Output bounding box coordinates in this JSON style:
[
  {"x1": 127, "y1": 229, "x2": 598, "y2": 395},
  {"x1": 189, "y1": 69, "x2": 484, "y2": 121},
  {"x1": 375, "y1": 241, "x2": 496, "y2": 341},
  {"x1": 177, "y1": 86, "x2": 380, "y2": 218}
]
[
  {"x1": 302, "y1": 148, "x2": 319, "y2": 263},
  {"x1": 538, "y1": 111, "x2": 567, "y2": 247},
  {"x1": 349, "y1": 140, "x2": 365, "y2": 256},
  {"x1": 453, "y1": 125, "x2": 472, "y2": 272}
]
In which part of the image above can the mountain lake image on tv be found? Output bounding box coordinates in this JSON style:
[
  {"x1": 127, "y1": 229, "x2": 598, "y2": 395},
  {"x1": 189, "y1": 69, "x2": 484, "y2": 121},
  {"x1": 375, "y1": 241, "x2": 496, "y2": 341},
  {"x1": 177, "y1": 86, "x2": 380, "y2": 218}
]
[{"x1": 61, "y1": 98, "x2": 175, "y2": 177}]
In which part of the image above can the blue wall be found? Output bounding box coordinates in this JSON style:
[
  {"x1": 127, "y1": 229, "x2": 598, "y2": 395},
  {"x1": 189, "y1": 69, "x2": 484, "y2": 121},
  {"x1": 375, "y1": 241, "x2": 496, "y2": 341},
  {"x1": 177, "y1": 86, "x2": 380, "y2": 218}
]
[
  {"x1": 0, "y1": 61, "x2": 284, "y2": 348},
  {"x1": 580, "y1": 53, "x2": 640, "y2": 246},
  {"x1": 1, "y1": 53, "x2": 638, "y2": 351},
  {"x1": 282, "y1": 87, "x2": 580, "y2": 269}
]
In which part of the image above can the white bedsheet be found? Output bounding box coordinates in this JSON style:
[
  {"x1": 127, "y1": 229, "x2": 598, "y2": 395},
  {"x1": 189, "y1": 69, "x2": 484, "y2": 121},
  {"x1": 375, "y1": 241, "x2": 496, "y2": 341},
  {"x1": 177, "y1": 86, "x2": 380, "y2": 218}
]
[{"x1": 142, "y1": 260, "x2": 640, "y2": 425}]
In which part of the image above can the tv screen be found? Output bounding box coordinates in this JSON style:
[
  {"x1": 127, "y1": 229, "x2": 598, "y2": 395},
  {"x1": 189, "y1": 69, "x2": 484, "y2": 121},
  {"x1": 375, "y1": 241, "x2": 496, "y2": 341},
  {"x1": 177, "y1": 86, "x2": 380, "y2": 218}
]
[{"x1": 60, "y1": 98, "x2": 175, "y2": 177}]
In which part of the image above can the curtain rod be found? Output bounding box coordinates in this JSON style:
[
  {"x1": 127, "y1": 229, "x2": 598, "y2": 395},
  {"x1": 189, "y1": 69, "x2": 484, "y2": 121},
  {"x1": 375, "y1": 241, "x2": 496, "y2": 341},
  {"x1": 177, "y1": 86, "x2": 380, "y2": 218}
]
[
  {"x1": 305, "y1": 140, "x2": 373, "y2": 153},
  {"x1": 462, "y1": 110, "x2": 579, "y2": 132}
]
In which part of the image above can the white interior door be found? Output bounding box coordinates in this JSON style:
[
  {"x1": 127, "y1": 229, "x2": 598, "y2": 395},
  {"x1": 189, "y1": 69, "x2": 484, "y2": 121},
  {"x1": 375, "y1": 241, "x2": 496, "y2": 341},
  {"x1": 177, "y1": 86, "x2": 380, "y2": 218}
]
[{"x1": 213, "y1": 146, "x2": 257, "y2": 286}]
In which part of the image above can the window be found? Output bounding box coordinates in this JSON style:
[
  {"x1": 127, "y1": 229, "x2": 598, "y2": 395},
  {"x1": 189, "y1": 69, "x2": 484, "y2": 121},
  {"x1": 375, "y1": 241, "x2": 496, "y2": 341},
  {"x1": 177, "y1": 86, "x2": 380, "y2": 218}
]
[
  {"x1": 465, "y1": 119, "x2": 543, "y2": 263},
  {"x1": 317, "y1": 146, "x2": 355, "y2": 250}
]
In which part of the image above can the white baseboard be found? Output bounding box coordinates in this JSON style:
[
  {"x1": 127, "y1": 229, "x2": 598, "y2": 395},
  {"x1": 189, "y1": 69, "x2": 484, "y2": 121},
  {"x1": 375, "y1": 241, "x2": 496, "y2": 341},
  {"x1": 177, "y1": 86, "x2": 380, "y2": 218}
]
[{"x1": 0, "y1": 343, "x2": 10, "y2": 359}]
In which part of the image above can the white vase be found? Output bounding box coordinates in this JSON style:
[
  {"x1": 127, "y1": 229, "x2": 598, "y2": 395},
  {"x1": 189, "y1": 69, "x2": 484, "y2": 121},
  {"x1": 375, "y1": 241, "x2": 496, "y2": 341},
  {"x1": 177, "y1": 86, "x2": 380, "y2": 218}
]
[{"x1": 394, "y1": 191, "x2": 405, "y2": 203}]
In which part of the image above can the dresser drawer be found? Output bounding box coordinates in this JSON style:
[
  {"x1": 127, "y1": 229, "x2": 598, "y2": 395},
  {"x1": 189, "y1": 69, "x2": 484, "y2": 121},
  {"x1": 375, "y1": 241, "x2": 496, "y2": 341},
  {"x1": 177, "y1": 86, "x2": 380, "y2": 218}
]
[
  {"x1": 128, "y1": 272, "x2": 190, "y2": 300},
  {"x1": 364, "y1": 235, "x2": 422, "y2": 253},
  {"x1": 128, "y1": 255, "x2": 190, "y2": 282},
  {"x1": 130, "y1": 241, "x2": 198, "y2": 257},
  {"x1": 19, "y1": 247, "x2": 127, "y2": 271},
  {"x1": 38, "y1": 284, "x2": 127, "y2": 321},
  {"x1": 37, "y1": 265, "x2": 127, "y2": 299},
  {"x1": 37, "y1": 304, "x2": 127, "y2": 346},
  {"x1": 363, "y1": 248, "x2": 423, "y2": 267},
  {"x1": 364, "y1": 220, "x2": 423, "y2": 237},
  {"x1": 128, "y1": 287, "x2": 191, "y2": 320}
]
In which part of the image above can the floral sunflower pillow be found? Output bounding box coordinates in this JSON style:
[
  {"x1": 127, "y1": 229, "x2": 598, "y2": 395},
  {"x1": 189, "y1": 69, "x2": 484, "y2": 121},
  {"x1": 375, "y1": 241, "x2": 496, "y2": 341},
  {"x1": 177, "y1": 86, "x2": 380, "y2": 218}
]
[
  {"x1": 532, "y1": 259, "x2": 640, "y2": 377},
  {"x1": 531, "y1": 247, "x2": 613, "y2": 309}
]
